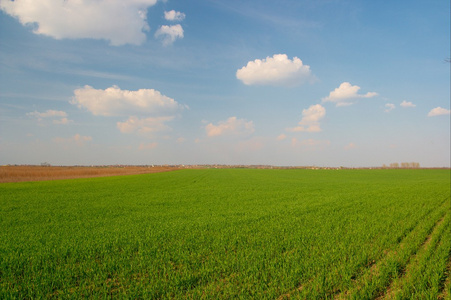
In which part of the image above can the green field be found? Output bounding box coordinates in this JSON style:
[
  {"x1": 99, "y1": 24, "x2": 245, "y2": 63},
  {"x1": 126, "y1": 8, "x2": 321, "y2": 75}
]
[{"x1": 1, "y1": 169, "x2": 450, "y2": 299}]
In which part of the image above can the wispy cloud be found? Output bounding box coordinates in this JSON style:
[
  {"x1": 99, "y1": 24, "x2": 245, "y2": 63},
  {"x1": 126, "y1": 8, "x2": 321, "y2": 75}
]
[
  {"x1": 138, "y1": 142, "x2": 158, "y2": 150},
  {"x1": 291, "y1": 138, "x2": 330, "y2": 149},
  {"x1": 53, "y1": 118, "x2": 71, "y2": 125},
  {"x1": 205, "y1": 1, "x2": 321, "y2": 31},
  {"x1": 27, "y1": 109, "x2": 71, "y2": 124},
  {"x1": 53, "y1": 134, "x2": 92, "y2": 146},
  {"x1": 117, "y1": 116, "x2": 174, "y2": 136},
  {"x1": 384, "y1": 103, "x2": 395, "y2": 113},
  {"x1": 65, "y1": 69, "x2": 133, "y2": 81},
  {"x1": 27, "y1": 110, "x2": 67, "y2": 119}
]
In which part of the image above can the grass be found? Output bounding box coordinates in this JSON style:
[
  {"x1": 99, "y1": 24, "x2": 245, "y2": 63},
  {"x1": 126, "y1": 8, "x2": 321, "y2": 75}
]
[{"x1": 0, "y1": 168, "x2": 449, "y2": 298}]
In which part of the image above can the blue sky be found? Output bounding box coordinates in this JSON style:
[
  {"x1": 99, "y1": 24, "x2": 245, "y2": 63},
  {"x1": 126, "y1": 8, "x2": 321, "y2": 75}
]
[{"x1": 0, "y1": 0, "x2": 449, "y2": 167}]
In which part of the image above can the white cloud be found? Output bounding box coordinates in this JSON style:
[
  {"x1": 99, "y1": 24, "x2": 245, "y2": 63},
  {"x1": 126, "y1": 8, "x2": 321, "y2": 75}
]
[
  {"x1": 164, "y1": 10, "x2": 185, "y2": 21},
  {"x1": 53, "y1": 134, "x2": 92, "y2": 146},
  {"x1": 117, "y1": 116, "x2": 174, "y2": 135},
  {"x1": 72, "y1": 85, "x2": 185, "y2": 116},
  {"x1": 155, "y1": 24, "x2": 184, "y2": 46},
  {"x1": 287, "y1": 104, "x2": 325, "y2": 132},
  {"x1": 236, "y1": 54, "x2": 315, "y2": 86},
  {"x1": 0, "y1": 0, "x2": 157, "y2": 46},
  {"x1": 385, "y1": 103, "x2": 395, "y2": 113},
  {"x1": 322, "y1": 82, "x2": 378, "y2": 106},
  {"x1": 27, "y1": 109, "x2": 71, "y2": 124},
  {"x1": 205, "y1": 117, "x2": 254, "y2": 137},
  {"x1": 400, "y1": 100, "x2": 416, "y2": 108},
  {"x1": 427, "y1": 107, "x2": 451, "y2": 117}
]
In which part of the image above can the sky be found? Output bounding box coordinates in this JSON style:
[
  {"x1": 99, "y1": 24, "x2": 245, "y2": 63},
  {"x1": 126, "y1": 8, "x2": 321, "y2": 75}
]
[{"x1": 0, "y1": 0, "x2": 449, "y2": 167}]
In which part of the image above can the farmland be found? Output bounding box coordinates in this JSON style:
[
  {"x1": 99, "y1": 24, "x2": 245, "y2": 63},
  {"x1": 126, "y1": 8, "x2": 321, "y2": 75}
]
[
  {"x1": 0, "y1": 165, "x2": 180, "y2": 183},
  {"x1": 0, "y1": 169, "x2": 450, "y2": 298}
]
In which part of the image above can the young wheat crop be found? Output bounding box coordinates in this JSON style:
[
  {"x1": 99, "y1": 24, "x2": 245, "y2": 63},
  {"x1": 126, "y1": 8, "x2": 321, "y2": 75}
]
[{"x1": 0, "y1": 169, "x2": 449, "y2": 298}]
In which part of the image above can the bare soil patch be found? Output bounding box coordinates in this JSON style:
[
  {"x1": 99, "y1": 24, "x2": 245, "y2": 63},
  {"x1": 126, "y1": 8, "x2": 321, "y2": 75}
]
[{"x1": 0, "y1": 165, "x2": 181, "y2": 183}]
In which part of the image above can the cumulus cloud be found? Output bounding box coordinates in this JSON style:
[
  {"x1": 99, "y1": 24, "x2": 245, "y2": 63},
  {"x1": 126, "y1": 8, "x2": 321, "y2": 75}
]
[
  {"x1": 72, "y1": 85, "x2": 185, "y2": 116},
  {"x1": 322, "y1": 82, "x2": 378, "y2": 106},
  {"x1": 400, "y1": 100, "x2": 416, "y2": 108},
  {"x1": 27, "y1": 109, "x2": 71, "y2": 124},
  {"x1": 53, "y1": 134, "x2": 92, "y2": 146},
  {"x1": 236, "y1": 54, "x2": 315, "y2": 86},
  {"x1": 117, "y1": 116, "x2": 174, "y2": 135},
  {"x1": 0, "y1": 0, "x2": 157, "y2": 46},
  {"x1": 427, "y1": 107, "x2": 451, "y2": 117},
  {"x1": 385, "y1": 103, "x2": 395, "y2": 113},
  {"x1": 164, "y1": 10, "x2": 185, "y2": 21},
  {"x1": 155, "y1": 24, "x2": 184, "y2": 46},
  {"x1": 205, "y1": 117, "x2": 254, "y2": 137},
  {"x1": 287, "y1": 104, "x2": 326, "y2": 132}
]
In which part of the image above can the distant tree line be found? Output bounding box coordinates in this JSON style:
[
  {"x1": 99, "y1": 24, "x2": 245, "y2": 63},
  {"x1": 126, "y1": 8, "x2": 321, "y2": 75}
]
[{"x1": 382, "y1": 162, "x2": 420, "y2": 169}]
